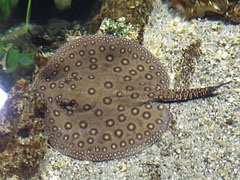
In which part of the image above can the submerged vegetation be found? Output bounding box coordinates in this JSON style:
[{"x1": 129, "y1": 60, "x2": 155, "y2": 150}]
[
  {"x1": 0, "y1": 42, "x2": 35, "y2": 91},
  {"x1": 0, "y1": 0, "x2": 18, "y2": 25},
  {"x1": 0, "y1": 43, "x2": 34, "y2": 73}
]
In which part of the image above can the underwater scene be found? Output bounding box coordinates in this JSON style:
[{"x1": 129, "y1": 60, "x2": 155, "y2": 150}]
[{"x1": 0, "y1": 0, "x2": 239, "y2": 179}]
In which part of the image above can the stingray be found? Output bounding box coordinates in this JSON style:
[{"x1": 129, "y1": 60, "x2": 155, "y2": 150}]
[{"x1": 33, "y1": 34, "x2": 230, "y2": 162}]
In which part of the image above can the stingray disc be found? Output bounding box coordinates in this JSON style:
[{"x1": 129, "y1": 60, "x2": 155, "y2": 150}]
[{"x1": 33, "y1": 34, "x2": 171, "y2": 161}]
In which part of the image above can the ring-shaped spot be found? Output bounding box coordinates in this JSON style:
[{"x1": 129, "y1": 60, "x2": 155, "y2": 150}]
[
  {"x1": 118, "y1": 114, "x2": 126, "y2": 122},
  {"x1": 129, "y1": 139, "x2": 135, "y2": 145},
  {"x1": 129, "y1": 70, "x2": 137, "y2": 76},
  {"x1": 49, "y1": 118, "x2": 54, "y2": 124},
  {"x1": 103, "y1": 133, "x2": 111, "y2": 141},
  {"x1": 53, "y1": 110, "x2": 60, "y2": 117},
  {"x1": 125, "y1": 85, "x2": 134, "y2": 91},
  {"x1": 83, "y1": 104, "x2": 91, "y2": 111},
  {"x1": 103, "y1": 97, "x2": 112, "y2": 105},
  {"x1": 111, "y1": 143, "x2": 117, "y2": 150},
  {"x1": 120, "y1": 48, "x2": 126, "y2": 54},
  {"x1": 127, "y1": 123, "x2": 136, "y2": 131},
  {"x1": 52, "y1": 70, "x2": 59, "y2": 76},
  {"x1": 106, "y1": 119, "x2": 115, "y2": 127},
  {"x1": 145, "y1": 74, "x2": 153, "y2": 80},
  {"x1": 75, "y1": 61, "x2": 82, "y2": 67},
  {"x1": 79, "y1": 121, "x2": 88, "y2": 129},
  {"x1": 136, "y1": 133, "x2": 143, "y2": 140},
  {"x1": 130, "y1": 92, "x2": 139, "y2": 99},
  {"x1": 72, "y1": 133, "x2": 80, "y2": 139},
  {"x1": 90, "y1": 128, "x2": 98, "y2": 135},
  {"x1": 104, "y1": 81, "x2": 113, "y2": 89},
  {"x1": 131, "y1": 107, "x2": 139, "y2": 115},
  {"x1": 69, "y1": 53, "x2": 75, "y2": 59},
  {"x1": 117, "y1": 105, "x2": 125, "y2": 111},
  {"x1": 147, "y1": 123, "x2": 155, "y2": 130},
  {"x1": 121, "y1": 58, "x2": 129, "y2": 65},
  {"x1": 109, "y1": 45, "x2": 116, "y2": 51},
  {"x1": 49, "y1": 82, "x2": 56, "y2": 89},
  {"x1": 113, "y1": 67, "x2": 122, "y2": 73},
  {"x1": 142, "y1": 111, "x2": 151, "y2": 119},
  {"x1": 115, "y1": 129, "x2": 123, "y2": 138},
  {"x1": 88, "y1": 49, "x2": 96, "y2": 55},
  {"x1": 63, "y1": 135, "x2": 69, "y2": 141},
  {"x1": 79, "y1": 50, "x2": 85, "y2": 56},
  {"x1": 95, "y1": 109, "x2": 103, "y2": 117},
  {"x1": 132, "y1": 53, "x2": 138, "y2": 59},
  {"x1": 123, "y1": 75, "x2": 131, "y2": 82},
  {"x1": 78, "y1": 141, "x2": 84, "y2": 148},
  {"x1": 90, "y1": 57, "x2": 98, "y2": 63},
  {"x1": 89, "y1": 64, "x2": 97, "y2": 70},
  {"x1": 70, "y1": 84, "x2": 76, "y2": 90},
  {"x1": 137, "y1": 65, "x2": 144, "y2": 71},
  {"x1": 106, "y1": 55, "x2": 114, "y2": 62},
  {"x1": 120, "y1": 141, "x2": 126, "y2": 148},
  {"x1": 116, "y1": 91, "x2": 124, "y2": 97},
  {"x1": 88, "y1": 88, "x2": 96, "y2": 95},
  {"x1": 65, "y1": 122, "x2": 72, "y2": 129},
  {"x1": 48, "y1": 97, "x2": 53, "y2": 103},
  {"x1": 99, "y1": 45, "x2": 105, "y2": 52}
]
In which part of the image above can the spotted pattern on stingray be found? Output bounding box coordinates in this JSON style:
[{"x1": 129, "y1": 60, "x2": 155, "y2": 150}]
[{"x1": 33, "y1": 34, "x2": 227, "y2": 162}]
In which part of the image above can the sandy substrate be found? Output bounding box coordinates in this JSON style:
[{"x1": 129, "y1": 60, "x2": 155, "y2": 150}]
[{"x1": 30, "y1": 0, "x2": 239, "y2": 179}]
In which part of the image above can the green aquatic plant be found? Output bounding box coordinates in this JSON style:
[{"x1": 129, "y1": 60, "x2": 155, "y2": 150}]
[
  {"x1": 25, "y1": 0, "x2": 32, "y2": 33},
  {"x1": 2, "y1": 47, "x2": 34, "y2": 73},
  {"x1": 0, "y1": 0, "x2": 31, "y2": 32},
  {"x1": 0, "y1": 43, "x2": 34, "y2": 73},
  {"x1": 0, "y1": 43, "x2": 35, "y2": 90},
  {"x1": 0, "y1": 0, "x2": 19, "y2": 24}
]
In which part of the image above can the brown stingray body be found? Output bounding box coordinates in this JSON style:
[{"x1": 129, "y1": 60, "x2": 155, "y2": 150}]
[{"x1": 33, "y1": 34, "x2": 227, "y2": 161}]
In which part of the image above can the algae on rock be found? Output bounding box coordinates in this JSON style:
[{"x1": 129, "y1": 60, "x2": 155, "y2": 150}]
[{"x1": 0, "y1": 79, "x2": 47, "y2": 179}]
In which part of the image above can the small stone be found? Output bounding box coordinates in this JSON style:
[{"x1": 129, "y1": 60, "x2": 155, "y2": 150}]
[
  {"x1": 219, "y1": 41, "x2": 227, "y2": 46},
  {"x1": 233, "y1": 88, "x2": 240, "y2": 93},
  {"x1": 209, "y1": 123, "x2": 215, "y2": 131},
  {"x1": 190, "y1": 19, "x2": 197, "y2": 24},
  {"x1": 212, "y1": 32, "x2": 218, "y2": 36},
  {"x1": 221, "y1": 51, "x2": 229, "y2": 59},
  {"x1": 173, "y1": 20, "x2": 178, "y2": 26},
  {"x1": 229, "y1": 60, "x2": 236, "y2": 65},
  {"x1": 120, "y1": 166, "x2": 128, "y2": 172},
  {"x1": 179, "y1": 124, "x2": 183, "y2": 130},
  {"x1": 175, "y1": 148, "x2": 181, "y2": 154},
  {"x1": 209, "y1": 151, "x2": 217, "y2": 158},
  {"x1": 214, "y1": 56, "x2": 221, "y2": 61},
  {"x1": 211, "y1": 25, "x2": 218, "y2": 30}
]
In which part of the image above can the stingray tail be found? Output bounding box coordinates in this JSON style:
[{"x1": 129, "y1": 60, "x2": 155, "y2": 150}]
[{"x1": 156, "y1": 81, "x2": 232, "y2": 103}]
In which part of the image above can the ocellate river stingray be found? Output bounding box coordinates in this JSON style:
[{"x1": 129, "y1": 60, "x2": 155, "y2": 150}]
[{"x1": 33, "y1": 34, "x2": 229, "y2": 162}]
